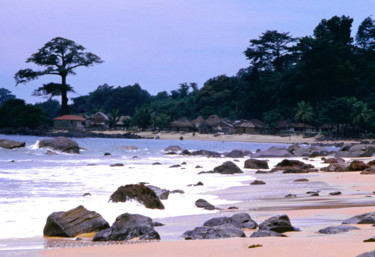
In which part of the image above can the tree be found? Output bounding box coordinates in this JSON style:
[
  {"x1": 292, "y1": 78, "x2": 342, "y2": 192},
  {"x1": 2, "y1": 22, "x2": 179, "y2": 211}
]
[
  {"x1": 294, "y1": 101, "x2": 314, "y2": 123},
  {"x1": 356, "y1": 16, "x2": 375, "y2": 51},
  {"x1": 132, "y1": 108, "x2": 151, "y2": 130},
  {"x1": 15, "y1": 37, "x2": 103, "y2": 114},
  {"x1": 0, "y1": 88, "x2": 16, "y2": 106},
  {"x1": 108, "y1": 109, "x2": 120, "y2": 128},
  {"x1": 244, "y1": 30, "x2": 298, "y2": 72}
]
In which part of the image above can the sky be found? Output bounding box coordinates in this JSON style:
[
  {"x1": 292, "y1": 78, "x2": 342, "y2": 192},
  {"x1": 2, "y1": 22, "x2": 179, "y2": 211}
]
[{"x1": 0, "y1": 0, "x2": 374, "y2": 104}]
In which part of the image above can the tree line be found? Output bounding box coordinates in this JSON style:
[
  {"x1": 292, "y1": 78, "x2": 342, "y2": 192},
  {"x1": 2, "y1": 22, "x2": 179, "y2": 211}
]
[{"x1": 1, "y1": 15, "x2": 375, "y2": 137}]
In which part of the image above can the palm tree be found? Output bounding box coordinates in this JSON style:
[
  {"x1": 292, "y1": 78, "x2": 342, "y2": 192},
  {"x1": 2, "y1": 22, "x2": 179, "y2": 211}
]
[
  {"x1": 294, "y1": 101, "x2": 314, "y2": 123},
  {"x1": 108, "y1": 109, "x2": 120, "y2": 129}
]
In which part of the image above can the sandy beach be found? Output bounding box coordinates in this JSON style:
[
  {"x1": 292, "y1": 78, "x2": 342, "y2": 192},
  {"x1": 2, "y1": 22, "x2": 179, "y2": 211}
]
[{"x1": 36, "y1": 154, "x2": 375, "y2": 257}]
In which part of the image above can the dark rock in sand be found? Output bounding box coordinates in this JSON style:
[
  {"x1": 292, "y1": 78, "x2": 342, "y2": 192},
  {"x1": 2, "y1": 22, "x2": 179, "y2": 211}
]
[
  {"x1": 321, "y1": 163, "x2": 348, "y2": 172},
  {"x1": 165, "y1": 151, "x2": 177, "y2": 155},
  {"x1": 213, "y1": 161, "x2": 243, "y2": 174},
  {"x1": 342, "y1": 212, "x2": 375, "y2": 224},
  {"x1": 170, "y1": 189, "x2": 184, "y2": 194},
  {"x1": 164, "y1": 145, "x2": 183, "y2": 152},
  {"x1": 152, "y1": 162, "x2": 161, "y2": 165},
  {"x1": 169, "y1": 164, "x2": 181, "y2": 168},
  {"x1": 367, "y1": 160, "x2": 375, "y2": 166},
  {"x1": 110, "y1": 163, "x2": 124, "y2": 167},
  {"x1": 347, "y1": 160, "x2": 369, "y2": 171},
  {"x1": 203, "y1": 213, "x2": 258, "y2": 229},
  {"x1": 252, "y1": 147, "x2": 293, "y2": 158},
  {"x1": 275, "y1": 159, "x2": 314, "y2": 170},
  {"x1": 361, "y1": 167, "x2": 375, "y2": 174},
  {"x1": 285, "y1": 194, "x2": 297, "y2": 198},
  {"x1": 228, "y1": 206, "x2": 239, "y2": 210},
  {"x1": 329, "y1": 191, "x2": 342, "y2": 196},
  {"x1": 0, "y1": 139, "x2": 26, "y2": 149},
  {"x1": 323, "y1": 157, "x2": 345, "y2": 164},
  {"x1": 104, "y1": 152, "x2": 112, "y2": 156},
  {"x1": 146, "y1": 185, "x2": 170, "y2": 200},
  {"x1": 250, "y1": 180, "x2": 266, "y2": 185},
  {"x1": 283, "y1": 168, "x2": 318, "y2": 173},
  {"x1": 244, "y1": 159, "x2": 269, "y2": 169},
  {"x1": 82, "y1": 193, "x2": 91, "y2": 197},
  {"x1": 43, "y1": 205, "x2": 109, "y2": 237},
  {"x1": 318, "y1": 225, "x2": 360, "y2": 234},
  {"x1": 182, "y1": 224, "x2": 246, "y2": 240},
  {"x1": 109, "y1": 184, "x2": 164, "y2": 209},
  {"x1": 294, "y1": 178, "x2": 309, "y2": 182},
  {"x1": 195, "y1": 165, "x2": 203, "y2": 169},
  {"x1": 93, "y1": 213, "x2": 160, "y2": 241},
  {"x1": 39, "y1": 136, "x2": 80, "y2": 154},
  {"x1": 189, "y1": 150, "x2": 222, "y2": 157},
  {"x1": 195, "y1": 198, "x2": 216, "y2": 210},
  {"x1": 250, "y1": 230, "x2": 287, "y2": 237},
  {"x1": 152, "y1": 222, "x2": 165, "y2": 227},
  {"x1": 363, "y1": 236, "x2": 375, "y2": 242},
  {"x1": 258, "y1": 214, "x2": 299, "y2": 233},
  {"x1": 357, "y1": 251, "x2": 375, "y2": 257}
]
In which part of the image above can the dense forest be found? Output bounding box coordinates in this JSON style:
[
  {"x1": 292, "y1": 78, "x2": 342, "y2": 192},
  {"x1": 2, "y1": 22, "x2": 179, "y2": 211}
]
[{"x1": 1, "y1": 15, "x2": 375, "y2": 137}]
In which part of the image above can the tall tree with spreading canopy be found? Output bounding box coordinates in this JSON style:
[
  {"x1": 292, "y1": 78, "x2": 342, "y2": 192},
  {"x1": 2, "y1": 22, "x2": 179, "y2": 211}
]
[{"x1": 14, "y1": 37, "x2": 103, "y2": 114}]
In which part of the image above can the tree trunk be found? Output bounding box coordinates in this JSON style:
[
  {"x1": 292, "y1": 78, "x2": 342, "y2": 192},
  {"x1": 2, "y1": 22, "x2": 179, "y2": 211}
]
[{"x1": 61, "y1": 76, "x2": 69, "y2": 115}]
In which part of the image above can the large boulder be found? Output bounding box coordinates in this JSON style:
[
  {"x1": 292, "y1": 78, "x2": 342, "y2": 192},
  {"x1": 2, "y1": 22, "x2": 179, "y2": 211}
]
[
  {"x1": 164, "y1": 145, "x2": 183, "y2": 152},
  {"x1": 250, "y1": 230, "x2": 287, "y2": 237},
  {"x1": 357, "y1": 251, "x2": 375, "y2": 257},
  {"x1": 203, "y1": 213, "x2": 258, "y2": 229},
  {"x1": 225, "y1": 150, "x2": 250, "y2": 158},
  {"x1": 0, "y1": 139, "x2": 25, "y2": 149},
  {"x1": 195, "y1": 199, "x2": 216, "y2": 210},
  {"x1": 182, "y1": 224, "x2": 245, "y2": 240},
  {"x1": 93, "y1": 213, "x2": 160, "y2": 241},
  {"x1": 39, "y1": 136, "x2": 80, "y2": 154},
  {"x1": 109, "y1": 184, "x2": 164, "y2": 209},
  {"x1": 347, "y1": 160, "x2": 369, "y2": 171},
  {"x1": 290, "y1": 145, "x2": 331, "y2": 157},
  {"x1": 258, "y1": 214, "x2": 299, "y2": 233},
  {"x1": 189, "y1": 150, "x2": 222, "y2": 157},
  {"x1": 146, "y1": 185, "x2": 170, "y2": 200},
  {"x1": 335, "y1": 144, "x2": 375, "y2": 158},
  {"x1": 43, "y1": 205, "x2": 109, "y2": 237},
  {"x1": 212, "y1": 161, "x2": 243, "y2": 174},
  {"x1": 318, "y1": 225, "x2": 359, "y2": 234},
  {"x1": 342, "y1": 212, "x2": 375, "y2": 224},
  {"x1": 275, "y1": 159, "x2": 314, "y2": 170},
  {"x1": 320, "y1": 163, "x2": 348, "y2": 172},
  {"x1": 252, "y1": 147, "x2": 293, "y2": 158},
  {"x1": 244, "y1": 159, "x2": 269, "y2": 169}
]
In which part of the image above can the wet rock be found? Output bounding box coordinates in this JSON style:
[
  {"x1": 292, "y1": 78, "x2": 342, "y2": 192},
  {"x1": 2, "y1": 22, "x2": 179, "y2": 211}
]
[
  {"x1": 250, "y1": 230, "x2": 287, "y2": 237},
  {"x1": 169, "y1": 164, "x2": 181, "y2": 168},
  {"x1": 323, "y1": 157, "x2": 345, "y2": 164},
  {"x1": 342, "y1": 212, "x2": 375, "y2": 224},
  {"x1": 39, "y1": 136, "x2": 80, "y2": 154},
  {"x1": 152, "y1": 162, "x2": 161, "y2": 165},
  {"x1": 318, "y1": 225, "x2": 359, "y2": 234},
  {"x1": 361, "y1": 167, "x2": 375, "y2": 174},
  {"x1": 43, "y1": 205, "x2": 109, "y2": 237},
  {"x1": 329, "y1": 191, "x2": 342, "y2": 195},
  {"x1": 46, "y1": 150, "x2": 57, "y2": 155},
  {"x1": 250, "y1": 180, "x2": 266, "y2": 185},
  {"x1": 321, "y1": 163, "x2": 348, "y2": 172},
  {"x1": 252, "y1": 147, "x2": 293, "y2": 158},
  {"x1": 146, "y1": 185, "x2": 170, "y2": 200},
  {"x1": 203, "y1": 213, "x2": 258, "y2": 229},
  {"x1": 182, "y1": 224, "x2": 245, "y2": 240},
  {"x1": 0, "y1": 139, "x2": 26, "y2": 149},
  {"x1": 335, "y1": 144, "x2": 375, "y2": 158},
  {"x1": 164, "y1": 145, "x2": 183, "y2": 152},
  {"x1": 228, "y1": 206, "x2": 239, "y2": 210},
  {"x1": 82, "y1": 193, "x2": 91, "y2": 197},
  {"x1": 93, "y1": 213, "x2": 160, "y2": 241},
  {"x1": 285, "y1": 194, "x2": 297, "y2": 198},
  {"x1": 104, "y1": 152, "x2": 112, "y2": 156},
  {"x1": 212, "y1": 161, "x2": 243, "y2": 174},
  {"x1": 189, "y1": 150, "x2": 222, "y2": 157},
  {"x1": 347, "y1": 160, "x2": 369, "y2": 171},
  {"x1": 109, "y1": 184, "x2": 164, "y2": 210},
  {"x1": 294, "y1": 178, "x2": 309, "y2": 182},
  {"x1": 244, "y1": 159, "x2": 269, "y2": 169},
  {"x1": 170, "y1": 189, "x2": 184, "y2": 194},
  {"x1": 152, "y1": 222, "x2": 165, "y2": 227},
  {"x1": 357, "y1": 251, "x2": 375, "y2": 257},
  {"x1": 275, "y1": 159, "x2": 314, "y2": 170},
  {"x1": 165, "y1": 152, "x2": 177, "y2": 155},
  {"x1": 363, "y1": 236, "x2": 375, "y2": 242},
  {"x1": 225, "y1": 150, "x2": 248, "y2": 158},
  {"x1": 195, "y1": 199, "x2": 216, "y2": 210},
  {"x1": 110, "y1": 163, "x2": 124, "y2": 167},
  {"x1": 258, "y1": 214, "x2": 299, "y2": 233},
  {"x1": 195, "y1": 165, "x2": 203, "y2": 169},
  {"x1": 367, "y1": 160, "x2": 375, "y2": 166}
]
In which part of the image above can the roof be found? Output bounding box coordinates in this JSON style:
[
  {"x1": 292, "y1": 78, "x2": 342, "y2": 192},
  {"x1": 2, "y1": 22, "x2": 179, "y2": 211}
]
[{"x1": 54, "y1": 115, "x2": 86, "y2": 121}]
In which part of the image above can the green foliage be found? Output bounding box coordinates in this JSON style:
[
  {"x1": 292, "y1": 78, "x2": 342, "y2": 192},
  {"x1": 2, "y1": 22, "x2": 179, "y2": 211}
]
[
  {"x1": 132, "y1": 109, "x2": 151, "y2": 129},
  {"x1": 108, "y1": 109, "x2": 120, "y2": 128},
  {"x1": 0, "y1": 88, "x2": 16, "y2": 106},
  {"x1": 294, "y1": 101, "x2": 314, "y2": 123},
  {"x1": 263, "y1": 110, "x2": 284, "y2": 128},
  {"x1": 34, "y1": 100, "x2": 61, "y2": 119},
  {"x1": 0, "y1": 99, "x2": 49, "y2": 128}
]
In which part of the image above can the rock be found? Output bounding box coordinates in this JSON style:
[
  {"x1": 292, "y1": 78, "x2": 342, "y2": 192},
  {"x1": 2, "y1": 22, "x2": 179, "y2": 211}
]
[
  {"x1": 195, "y1": 199, "x2": 216, "y2": 210},
  {"x1": 252, "y1": 147, "x2": 293, "y2": 158},
  {"x1": 109, "y1": 184, "x2": 164, "y2": 210},
  {"x1": 318, "y1": 225, "x2": 360, "y2": 234},
  {"x1": 169, "y1": 164, "x2": 181, "y2": 168},
  {"x1": 357, "y1": 251, "x2": 375, "y2": 257},
  {"x1": 290, "y1": 145, "x2": 330, "y2": 157},
  {"x1": 321, "y1": 163, "x2": 348, "y2": 172},
  {"x1": 335, "y1": 144, "x2": 375, "y2": 158},
  {"x1": 146, "y1": 185, "x2": 170, "y2": 200},
  {"x1": 43, "y1": 205, "x2": 110, "y2": 237},
  {"x1": 342, "y1": 212, "x2": 375, "y2": 224},
  {"x1": 228, "y1": 206, "x2": 239, "y2": 210},
  {"x1": 294, "y1": 178, "x2": 309, "y2": 182},
  {"x1": 164, "y1": 145, "x2": 183, "y2": 152},
  {"x1": 117, "y1": 145, "x2": 138, "y2": 150},
  {"x1": 0, "y1": 139, "x2": 26, "y2": 149},
  {"x1": 152, "y1": 162, "x2": 161, "y2": 165},
  {"x1": 225, "y1": 150, "x2": 247, "y2": 158},
  {"x1": 258, "y1": 214, "x2": 299, "y2": 233},
  {"x1": 104, "y1": 152, "x2": 112, "y2": 156},
  {"x1": 329, "y1": 191, "x2": 342, "y2": 195},
  {"x1": 323, "y1": 157, "x2": 345, "y2": 164},
  {"x1": 212, "y1": 161, "x2": 243, "y2": 174},
  {"x1": 250, "y1": 230, "x2": 287, "y2": 237},
  {"x1": 275, "y1": 159, "x2": 314, "y2": 170},
  {"x1": 93, "y1": 213, "x2": 160, "y2": 241},
  {"x1": 367, "y1": 160, "x2": 375, "y2": 166},
  {"x1": 45, "y1": 150, "x2": 57, "y2": 155},
  {"x1": 182, "y1": 224, "x2": 246, "y2": 240},
  {"x1": 165, "y1": 151, "x2": 177, "y2": 155},
  {"x1": 39, "y1": 136, "x2": 80, "y2": 154},
  {"x1": 361, "y1": 167, "x2": 375, "y2": 174},
  {"x1": 285, "y1": 194, "x2": 297, "y2": 198},
  {"x1": 152, "y1": 222, "x2": 165, "y2": 227},
  {"x1": 110, "y1": 163, "x2": 124, "y2": 167},
  {"x1": 170, "y1": 189, "x2": 184, "y2": 194},
  {"x1": 250, "y1": 180, "x2": 266, "y2": 185},
  {"x1": 347, "y1": 160, "x2": 369, "y2": 171},
  {"x1": 195, "y1": 165, "x2": 203, "y2": 169},
  {"x1": 203, "y1": 213, "x2": 258, "y2": 229},
  {"x1": 189, "y1": 150, "x2": 222, "y2": 157},
  {"x1": 244, "y1": 159, "x2": 269, "y2": 169},
  {"x1": 82, "y1": 193, "x2": 91, "y2": 197},
  {"x1": 363, "y1": 236, "x2": 375, "y2": 242}
]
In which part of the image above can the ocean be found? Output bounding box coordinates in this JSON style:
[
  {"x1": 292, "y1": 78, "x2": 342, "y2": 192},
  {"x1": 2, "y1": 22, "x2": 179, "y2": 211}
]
[{"x1": 0, "y1": 134, "x2": 290, "y2": 250}]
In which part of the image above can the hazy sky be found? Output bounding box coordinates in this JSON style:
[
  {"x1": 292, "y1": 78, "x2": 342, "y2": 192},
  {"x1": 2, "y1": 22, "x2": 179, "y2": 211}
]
[{"x1": 0, "y1": 0, "x2": 374, "y2": 104}]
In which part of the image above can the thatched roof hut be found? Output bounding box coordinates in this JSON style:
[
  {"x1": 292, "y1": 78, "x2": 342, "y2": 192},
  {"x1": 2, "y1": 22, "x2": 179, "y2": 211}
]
[
  {"x1": 199, "y1": 115, "x2": 234, "y2": 134},
  {"x1": 89, "y1": 112, "x2": 109, "y2": 128},
  {"x1": 170, "y1": 117, "x2": 195, "y2": 132}
]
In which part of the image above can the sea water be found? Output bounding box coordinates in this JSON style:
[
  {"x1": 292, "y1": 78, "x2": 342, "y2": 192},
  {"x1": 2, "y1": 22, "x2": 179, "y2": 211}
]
[{"x1": 0, "y1": 134, "x2": 289, "y2": 245}]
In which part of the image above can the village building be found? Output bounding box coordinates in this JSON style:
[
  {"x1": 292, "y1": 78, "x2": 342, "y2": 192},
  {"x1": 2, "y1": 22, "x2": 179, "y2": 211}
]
[
  {"x1": 88, "y1": 112, "x2": 109, "y2": 129},
  {"x1": 234, "y1": 119, "x2": 264, "y2": 134},
  {"x1": 198, "y1": 115, "x2": 235, "y2": 134},
  {"x1": 53, "y1": 114, "x2": 86, "y2": 130},
  {"x1": 276, "y1": 120, "x2": 316, "y2": 134},
  {"x1": 169, "y1": 117, "x2": 195, "y2": 132}
]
